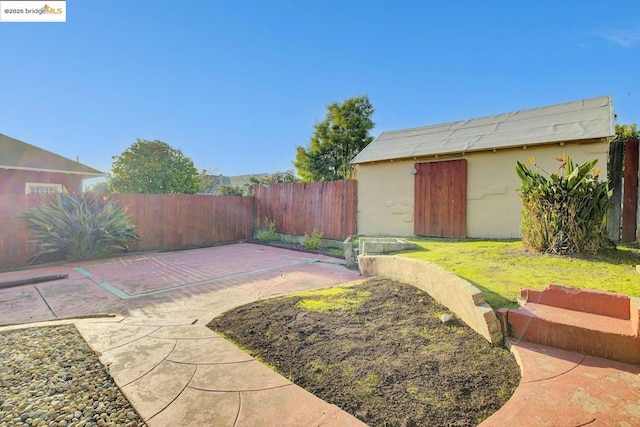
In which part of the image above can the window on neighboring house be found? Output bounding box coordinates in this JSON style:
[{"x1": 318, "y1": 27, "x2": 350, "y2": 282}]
[{"x1": 25, "y1": 182, "x2": 63, "y2": 195}]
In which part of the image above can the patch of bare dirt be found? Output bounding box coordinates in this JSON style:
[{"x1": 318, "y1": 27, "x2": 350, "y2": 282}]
[{"x1": 208, "y1": 278, "x2": 520, "y2": 426}]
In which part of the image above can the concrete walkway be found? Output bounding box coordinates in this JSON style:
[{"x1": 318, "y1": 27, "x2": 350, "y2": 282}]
[
  {"x1": 0, "y1": 243, "x2": 367, "y2": 426},
  {"x1": 481, "y1": 339, "x2": 640, "y2": 426},
  {"x1": 73, "y1": 316, "x2": 364, "y2": 426},
  {"x1": 2, "y1": 243, "x2": 640, "y2": 426}
]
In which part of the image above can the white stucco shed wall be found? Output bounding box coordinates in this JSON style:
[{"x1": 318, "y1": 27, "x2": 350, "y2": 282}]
[{"x1": 356, "y1": 140, "x2": 609, "y2": 239}]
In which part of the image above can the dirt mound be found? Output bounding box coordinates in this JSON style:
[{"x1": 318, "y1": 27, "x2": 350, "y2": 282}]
[{"x1": 209, "y1": 278, "x2": 520, "y2": 426}]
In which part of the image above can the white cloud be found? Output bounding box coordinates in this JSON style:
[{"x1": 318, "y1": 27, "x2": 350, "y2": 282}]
[{"x1": 595, "y1": 28, "x2": 640, "y2": 48}]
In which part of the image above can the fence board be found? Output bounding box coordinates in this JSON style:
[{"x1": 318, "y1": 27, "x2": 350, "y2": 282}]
[{"x1": 253, "y1": 180, "x2": 357, "y2": 240}]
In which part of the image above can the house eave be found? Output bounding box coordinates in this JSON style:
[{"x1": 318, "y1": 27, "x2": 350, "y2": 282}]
[
  {"x1": 0, "y1": 164, "x2": 105, "y2": 177},
  {"x1": 352, "y1": 137, "x2": 611, "y2": 165}
]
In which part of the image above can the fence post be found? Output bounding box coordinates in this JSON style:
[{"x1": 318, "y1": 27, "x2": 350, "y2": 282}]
[
  {"x1": 607, "y1": 140, "x2": 624, "y2": 242},
  {"x1": 622, "y1": 138, "x2": 639, "y2": 242}
]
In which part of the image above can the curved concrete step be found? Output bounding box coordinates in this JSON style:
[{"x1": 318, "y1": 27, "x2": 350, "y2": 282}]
[{"x1": 498, "y1": 285, "x2": 640, "y2": 365}]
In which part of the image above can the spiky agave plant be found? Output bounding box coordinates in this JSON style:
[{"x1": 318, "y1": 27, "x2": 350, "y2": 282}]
[{"x1": 21, "y1": 192, "x2": 140, "y2": 262}]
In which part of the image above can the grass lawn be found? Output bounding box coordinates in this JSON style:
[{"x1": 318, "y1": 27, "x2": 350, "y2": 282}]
[{"x1": 398, "y1": 238, "x2": 640, "y2": 309}]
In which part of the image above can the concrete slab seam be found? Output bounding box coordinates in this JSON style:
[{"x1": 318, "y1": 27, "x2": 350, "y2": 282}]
[
  {"x1": 236, "y1": 245, "x2": 265, "y2": 252},
  {"x1": 155, "y1": 336, "x2": 224, "y2": 341},
  {"x1": 83, "y1": 259, "x2": 322, "y2": 300},
  {"x1": 33, "y1": 284, "x2": 57, "y2": 318},
  {"x1": 120, "y1": 320, "x2": 198, "y2": 327},
  {"x1": 0, "y1": 295, "x2": 29, "y2": 303},
  {"x1": 524, "y1": 353, "x2": 586, "y2": 384},
  {"x1": 99, "y1": 281, "x2": 131, "y2": 299},
  {"x1": 233, "y1": 392, "x2": 241, "y2": 427},
  {"x1": 74, "y1": 267, "x2": 92, "y2": 277},
  {"x1": 509, "y1": 342, "x2": 588, "y2": 384},
  {"x1": 147, "y1": 359, "x2": 199, "y2": 422},
  {"x1": 256, "y1": 280, "x2": 285, "y2": 300},
  {"x1": 575, "y1": 418, "x2": 598, "y2": 426},
  {"x1": 0, "y1": 313, "x2": 118, "y2": 329},
  {"x1": 188, "y1": 383, "x2": 294, "y2": 393},
  {"x1": 74, "y1": 244, "x2": 264, "y2": 268},
  {"x1": 121, "y1": 339, "x2": 179, "y2": 388},
  {"x1": 100, "y1": 326, "x2": 162, "y2": 352},
  {"x1": 167, "y1": 359, "x2": 255, "y2": 367}
]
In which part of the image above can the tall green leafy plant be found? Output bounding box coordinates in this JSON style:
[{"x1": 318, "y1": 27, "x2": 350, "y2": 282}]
[
  {"x1": 516, "y1": 154, "x2": 612, "y2": 254},
  {"x1": 21, "y1": 192, "x2": 140, "y2": 262}
]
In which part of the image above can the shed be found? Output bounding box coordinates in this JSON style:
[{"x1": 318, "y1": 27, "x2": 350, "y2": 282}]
[
  {"x1": 351, "y1": 96, "x2": 615, "y2": 238},
  {"x1": 0, "y1": 133, "x2": 104, "y2": 194}
]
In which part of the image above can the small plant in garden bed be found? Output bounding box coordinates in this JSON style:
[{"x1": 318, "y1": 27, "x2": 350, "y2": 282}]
[
  {"x1": 21, "y1": 192, "x2": 140, "y2": 262},
  {"x1": 302, "y1": 228, "x2": 323, "y2": 250},
  {"x1": 255, "y1": 217, "x2": 280, "y2": 242},
  {"x1": 254, "y1": 224, "x2": 344, "y2": 258},
  {"x1": 325, "y1": 247, "x2": 345, "y2": 257}
]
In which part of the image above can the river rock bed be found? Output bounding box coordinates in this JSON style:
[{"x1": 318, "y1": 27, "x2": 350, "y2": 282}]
[{"x1": 0, "y1": 325, "x2": 145, "y2": 427}]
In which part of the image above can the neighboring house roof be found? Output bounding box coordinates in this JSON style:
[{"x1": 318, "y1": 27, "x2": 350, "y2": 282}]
[
  {"x1": 352, "y1": 95, "x2": 614, "y2": 164},
  {"x1": 202, "y1": 175, "x2": 231, "y2": 187},
  {"x1": 228, "y1": 174, "x2": 267, "y2": 187},
  {"x1": 0, "y1": 133, "x2": 103, "y2": 177},
  {"x1": 200, "y1": 173, "x2": 269, "y2": 194}
]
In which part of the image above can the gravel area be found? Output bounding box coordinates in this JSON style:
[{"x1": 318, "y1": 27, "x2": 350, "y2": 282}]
[{"x1": 0, "y1": 325, "x2": 145, "y2": 427}]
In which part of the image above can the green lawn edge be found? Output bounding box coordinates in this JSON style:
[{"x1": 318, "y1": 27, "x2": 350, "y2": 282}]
[{"x1": 395, "y1": 238, "x2": 640, "y2": 309}]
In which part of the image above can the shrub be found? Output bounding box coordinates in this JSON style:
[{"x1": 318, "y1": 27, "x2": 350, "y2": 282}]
[
  {"x1": 303, "y1": 228, "x2": 323, "y2": 250},
  {"x1": 255, "y1": 218, "x2": 280, "y2": 242},
  {"x1": 516, "y1": 154, "x2": 612, "y2": 254},
  {"x1": 21, "y1": 192, "x2": 140, "y2": 262},
  {"x1": 218, "y1": 185, "x2": 245, "y2": 196}
]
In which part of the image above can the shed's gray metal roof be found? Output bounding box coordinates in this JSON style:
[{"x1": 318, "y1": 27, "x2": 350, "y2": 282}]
[{"x1": 351, "y1": 96, "x2": 614, "y2": 164}]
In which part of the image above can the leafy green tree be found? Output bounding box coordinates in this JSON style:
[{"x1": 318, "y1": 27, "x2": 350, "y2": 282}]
[
  {"x1": 245, "y1": 170, "x2": 299, "y2": 195},
  {"x1": 613, "y1": 123, "x2": 638, "y2": 142},
  {"x1": 84, "y1": 180, "x2": 110, "y2": 194},
  {"x1": 294, "y1": 95, "x2": 375, "y2": 181},
  {"x1": 219, "y1": 185, "x2": 245, "y2": 196},
  {"x1": 221, "y1": 170, "x2": 300, "y2": 196},
  {"x1": 109, "y1": 139, "x2": 201, "y2": 194},
  {"x1": 248, "y1": 170, "x2": 299, "y2": 186}
]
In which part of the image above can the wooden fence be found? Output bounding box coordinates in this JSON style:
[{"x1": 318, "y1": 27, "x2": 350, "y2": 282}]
[
  {"x1": 0, "y1": 194, "x2": 254, "y2": 271},
  {"x1": 0, "y1": 180, "x2": 356, "y2": 270},
  {"x1": 253, "y1": 180, "x2": 357, "y2": 240},
  {"x1": 0, "y1": 194, "x2": 46, "y2": 271},
  {"x1": 607, "y1": 138, "x2": 639, "y2": 242},
  {"x1": 112, "y1": 194, "x2": 254, "y2": 252}
]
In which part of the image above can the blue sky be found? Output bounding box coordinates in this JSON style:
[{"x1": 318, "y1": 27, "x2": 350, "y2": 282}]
[{"x1": 1, "y1": 1, "x2": 639, "y2": 181}]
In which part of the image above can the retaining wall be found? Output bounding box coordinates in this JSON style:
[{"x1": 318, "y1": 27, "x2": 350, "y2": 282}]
[{"x1": 358, "y1": 255, "x2": 503, "y2": 344}]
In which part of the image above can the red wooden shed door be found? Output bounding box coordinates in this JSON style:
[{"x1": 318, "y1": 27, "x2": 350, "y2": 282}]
[{"x1": 414, "y1": 159, "x2": 467, "y2": 238}]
